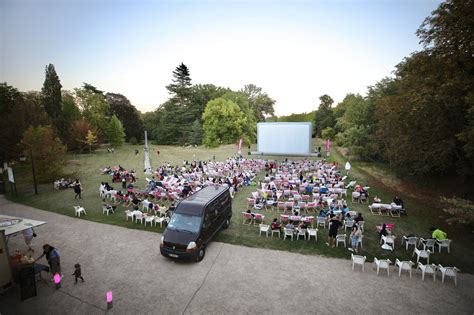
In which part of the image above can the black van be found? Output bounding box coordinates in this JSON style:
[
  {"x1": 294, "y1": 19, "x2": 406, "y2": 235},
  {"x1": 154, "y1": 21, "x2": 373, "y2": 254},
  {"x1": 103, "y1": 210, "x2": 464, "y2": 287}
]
[{"x1": 160, "y1": 186, "x2": 232, "y2": 262}]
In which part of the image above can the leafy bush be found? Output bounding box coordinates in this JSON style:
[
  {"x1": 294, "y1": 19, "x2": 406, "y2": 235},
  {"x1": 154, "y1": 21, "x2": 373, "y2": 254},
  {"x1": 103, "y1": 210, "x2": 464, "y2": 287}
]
[{"x1": 129, "y1": 136, "x2": 138, "y2": 145}]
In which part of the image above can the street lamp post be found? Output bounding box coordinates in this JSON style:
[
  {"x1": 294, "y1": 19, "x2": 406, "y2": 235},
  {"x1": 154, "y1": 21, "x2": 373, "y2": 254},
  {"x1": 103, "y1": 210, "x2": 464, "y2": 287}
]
[{"x1": 29, "y1": 148, "x2": 38, "y2": 195}]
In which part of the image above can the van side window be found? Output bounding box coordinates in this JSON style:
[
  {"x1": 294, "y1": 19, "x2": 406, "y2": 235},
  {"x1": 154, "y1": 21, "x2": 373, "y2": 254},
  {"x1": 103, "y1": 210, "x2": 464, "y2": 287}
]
[{"x1": 203, "y1": 212, "x2": 211, "y2": 229}]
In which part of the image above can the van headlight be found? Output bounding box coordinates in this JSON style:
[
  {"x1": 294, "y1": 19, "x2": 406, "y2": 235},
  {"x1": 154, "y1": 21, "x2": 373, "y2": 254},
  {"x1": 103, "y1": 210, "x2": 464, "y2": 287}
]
[
  {"x1": 160, "y1": 236, "x2": 164, "y2": 248},
  {"x1": 186, "y1": 242, "x2": 197, "y2": 252}
]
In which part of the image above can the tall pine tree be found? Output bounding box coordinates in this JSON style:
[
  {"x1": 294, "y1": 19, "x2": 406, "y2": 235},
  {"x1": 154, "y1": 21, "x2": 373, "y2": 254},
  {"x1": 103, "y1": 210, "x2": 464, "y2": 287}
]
[
  {"x1": 41, "y1": 64, "x2": 63, "y2": 134},
  {"x1": 166, "y1": 63, "x2": 192, "y2": 106}
]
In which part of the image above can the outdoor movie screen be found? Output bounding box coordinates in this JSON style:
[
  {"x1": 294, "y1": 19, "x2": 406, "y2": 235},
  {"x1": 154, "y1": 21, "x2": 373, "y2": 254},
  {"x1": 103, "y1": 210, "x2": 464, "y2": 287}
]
[{"x1": 257, "y1": 122, "x2": 313, "y2": 156}]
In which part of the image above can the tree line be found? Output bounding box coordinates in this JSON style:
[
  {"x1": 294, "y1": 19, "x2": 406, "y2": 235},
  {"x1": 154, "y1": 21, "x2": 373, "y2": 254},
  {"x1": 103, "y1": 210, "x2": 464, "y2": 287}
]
[
  {"x1": 309, "y1": 0, "x2": 473, "y2": 177},
  {"x1": 0, "y1": 62, "x2": 275, "y2": 179},
  {"x1": 142, "y1": 63, "x2": 275, "y2": 147}
]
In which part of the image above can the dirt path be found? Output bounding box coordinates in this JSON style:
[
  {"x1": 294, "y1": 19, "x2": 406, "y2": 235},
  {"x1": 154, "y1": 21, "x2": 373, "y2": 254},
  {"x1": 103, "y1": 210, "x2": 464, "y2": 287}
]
[{"x1": 1, "y1": 196, "x2": 473, "y2": 314}]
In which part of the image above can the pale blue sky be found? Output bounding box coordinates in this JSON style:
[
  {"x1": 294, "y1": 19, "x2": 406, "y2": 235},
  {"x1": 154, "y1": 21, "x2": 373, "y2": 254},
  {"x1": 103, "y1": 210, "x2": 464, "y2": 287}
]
[{"x1": 1, "y1": 0, "x2": 442, "y2": 115}]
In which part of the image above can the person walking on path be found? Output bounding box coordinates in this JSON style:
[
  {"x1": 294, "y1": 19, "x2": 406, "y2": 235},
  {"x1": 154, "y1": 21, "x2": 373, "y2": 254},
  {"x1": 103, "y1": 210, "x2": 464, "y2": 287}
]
[
  {"x1": 72, "y1": 263, "x2": 84, "y2": 284},
  {"x1": 73, "y1": 179, "x2": 82, "y2": 199},
  {"x1": 35, "y1": 244, "x2": 61, "y2": 278}
]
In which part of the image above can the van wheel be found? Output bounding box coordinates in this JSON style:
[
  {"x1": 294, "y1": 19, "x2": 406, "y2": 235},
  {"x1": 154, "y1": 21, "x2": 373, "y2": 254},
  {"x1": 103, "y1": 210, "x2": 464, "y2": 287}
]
[
  {"x1": 195, "y1": 246, "x2": 206, "y2": 262},
  {"x1": 223, "y1": 217, "x2": 231, "y2": 229}
]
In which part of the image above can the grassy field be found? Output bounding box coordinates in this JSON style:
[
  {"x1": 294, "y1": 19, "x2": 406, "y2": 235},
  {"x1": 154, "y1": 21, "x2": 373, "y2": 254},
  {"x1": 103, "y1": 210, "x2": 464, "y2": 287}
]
[{"x1": 3, "y1": 141, "x2": 473, "y2": 273}]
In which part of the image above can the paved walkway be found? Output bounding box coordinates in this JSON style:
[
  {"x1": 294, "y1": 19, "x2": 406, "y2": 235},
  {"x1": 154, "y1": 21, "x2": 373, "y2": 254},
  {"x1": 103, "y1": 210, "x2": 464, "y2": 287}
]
[{"x1": 0, "y1": 196, "x2": 473, "y2": 314}]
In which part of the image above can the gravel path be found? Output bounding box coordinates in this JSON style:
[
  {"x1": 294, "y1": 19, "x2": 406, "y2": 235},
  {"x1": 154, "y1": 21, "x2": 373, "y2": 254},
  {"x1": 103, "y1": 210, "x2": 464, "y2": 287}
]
[{"x1": 0, "y1": 196, "x2": 473, "y2": 314}]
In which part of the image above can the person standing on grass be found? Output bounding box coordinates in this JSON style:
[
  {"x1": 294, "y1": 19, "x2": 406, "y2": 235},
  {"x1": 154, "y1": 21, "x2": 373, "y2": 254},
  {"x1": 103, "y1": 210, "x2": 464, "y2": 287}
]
[
  {"x1": 349, "y1": 224, "x2": 362, "y2": 253},
  {"x1": 326, "y1": 214, "x2": 341, "y2": 248},
  {"x1": 73, "y1": 179, "x2": 82, "y2": 199}
]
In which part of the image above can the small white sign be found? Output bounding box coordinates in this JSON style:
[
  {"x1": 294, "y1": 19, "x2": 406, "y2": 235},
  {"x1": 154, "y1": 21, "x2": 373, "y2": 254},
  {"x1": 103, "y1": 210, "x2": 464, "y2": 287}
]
[{"x1": 7, "y1": 167, "x2": 14, "y2": 183}]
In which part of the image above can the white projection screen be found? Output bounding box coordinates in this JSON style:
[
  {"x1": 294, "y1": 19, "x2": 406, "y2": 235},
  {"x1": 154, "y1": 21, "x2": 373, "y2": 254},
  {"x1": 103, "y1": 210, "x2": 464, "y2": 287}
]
[{"x1": 257, "y1": 122, "x2": 313, "y2": 156}]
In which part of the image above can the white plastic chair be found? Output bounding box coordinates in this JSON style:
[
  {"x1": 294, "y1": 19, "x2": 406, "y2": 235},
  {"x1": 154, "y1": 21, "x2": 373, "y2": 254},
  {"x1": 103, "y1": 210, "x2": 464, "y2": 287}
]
[
  {"x1": 344, "y1": 220, "x2": 354, "y2": 231},
  {"x1": 417, "y1": 262, "x2": 437, "y2": 281},
  {"x1": 307, "y1": 228, "x2": 318, "y2": 241},
  {"x1": 336, "y1": 234, "x2": 346, "y2": 247},
  {"x1": 154, "y1": 216, "x2": 165, "y2": 227},
  {"x1": 373, "y1": 258, "x2": 392, "y2": 276},
  {"x1": 380, "y1": 235, "x2": 396, "y2": 251},
  {"x1": 271, "y1": 228, "x2": 280, "y2": 238},
  {"x1": 316, "y1": 217, "x2": 326, "y2": 229},
  {"x1": 402, "y1": 236, "x2": 418, "y2": 251},
  {"x1": 73, "y1": 206, "x2": 86, "y2": 217},
  {"x1": 436, "y1": 239, "x2": 452, "y2": 253},
  {"x1": 351, "y1": 192, "x2": 360, "y2": 203},
  {"x1": 135, "y1": 212, "x2": 144, "y2": 224},
  {"x1": 395, "y1": 259, "x2": 414, "y2": 278},
  {"x1": 437, "y1": 265, "x2": 460, "y2": 286},
  {"x1": 346, "y1": 181, "x2": 356, "y2": 189},
  {"x1": 283, "y1": 228, "x2": 294, "y2": 241},
  {"x1": 356, "y1": 235, "x2": 364, "y2": 249},
  {"x1": 125, "y1": 210, "x2": 134, "y2": 221},
  {"x1": 102, "y1": 204, "x2": 114, "y2": 216},
  {"x1": 142, "y1": 200, "x2": 150, "y2": 212},
  {"x1": 413, "y1": 248, "x2": 431, "y2": 264},
  {"x1": 420, "y1": 238, "x2": 436, "y2": 251},
  {"x1": 144, "y1": 215, "x2": 155, "y2": 227},
  {"x1": 259, "y1": 224, "x2": 270, "y2": 237},
  {"x1": 351, "y1": 254, "x2": 366, "y2": 272},
  {"x1": 296, "y1": 228, "x2": 307, "y2": 240}
]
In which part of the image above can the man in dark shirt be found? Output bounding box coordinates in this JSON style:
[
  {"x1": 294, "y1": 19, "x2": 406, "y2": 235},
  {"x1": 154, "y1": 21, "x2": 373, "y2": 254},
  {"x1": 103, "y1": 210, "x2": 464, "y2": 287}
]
[
  {"x1": 326, "y1": 215, "x2": 342, "y2": 248},
  {"x1": 393, "y1": 196, "x2": 404, "y2": 208}
]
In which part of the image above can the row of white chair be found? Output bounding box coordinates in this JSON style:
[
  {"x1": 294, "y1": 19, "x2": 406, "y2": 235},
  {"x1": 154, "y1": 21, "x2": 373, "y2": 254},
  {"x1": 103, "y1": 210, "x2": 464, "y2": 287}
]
[{"x1": 351, "y1": 255, "x2": 460, "y2": 285}]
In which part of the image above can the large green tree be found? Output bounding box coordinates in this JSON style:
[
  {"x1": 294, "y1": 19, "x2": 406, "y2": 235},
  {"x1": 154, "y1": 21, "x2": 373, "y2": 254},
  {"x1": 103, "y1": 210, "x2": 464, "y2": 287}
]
[
  {"x1": 104, "y1": 115, "x2": 126, "y2": 147},
  {"x1": 374, "y1": 0, "x2": 474, "y2": 175},
  {"x1": 202, "y1": 98, "x2": 247, "y2": 147},
  {"x1": 21, "y1": 125, "x2": 66, "y2": 181},
  {"x1": 106, "y1": 93, "x2": 143, "y2": 142},
  {"x1": 0, "y1": 90, "x2": 50, "y2": 161},
  {"x1": 60, "y1": 91, "x2": 82, "y2": 140},
  {"x1": 221, "y1": 91, "x2": 256, "y2": 144},
  {"x1": 41, "y1": 64, "x2": 64, "y2": 135},
  {"x1": 241, "y1": 84, "x2": 275, "y2": 122},
  {"x1": 74, "y1": 85, "x2": 110, "y2": 134},
  {"x1": 313, "y1": 94, "x2": 335, "y2": 137}
]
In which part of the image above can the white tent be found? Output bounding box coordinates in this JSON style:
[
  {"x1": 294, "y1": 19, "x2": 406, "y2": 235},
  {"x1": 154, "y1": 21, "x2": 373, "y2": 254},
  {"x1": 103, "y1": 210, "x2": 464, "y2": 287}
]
[{"x1": 0, "y1": 215, "x2": 46, "y2": 288}]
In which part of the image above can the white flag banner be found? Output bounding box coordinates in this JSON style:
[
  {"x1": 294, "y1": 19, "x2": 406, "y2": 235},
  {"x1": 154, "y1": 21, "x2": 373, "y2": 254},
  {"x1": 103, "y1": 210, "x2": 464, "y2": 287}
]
[{"x1": 7, "y1": 167, "x2": 15, "y2": 183}]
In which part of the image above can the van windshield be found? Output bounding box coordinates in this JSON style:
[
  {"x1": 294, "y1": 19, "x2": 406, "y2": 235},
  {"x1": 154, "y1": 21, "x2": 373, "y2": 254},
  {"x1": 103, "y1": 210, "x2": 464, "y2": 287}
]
[{"x1": 168, "y1": 213, "x2": 202, "y2": 233}]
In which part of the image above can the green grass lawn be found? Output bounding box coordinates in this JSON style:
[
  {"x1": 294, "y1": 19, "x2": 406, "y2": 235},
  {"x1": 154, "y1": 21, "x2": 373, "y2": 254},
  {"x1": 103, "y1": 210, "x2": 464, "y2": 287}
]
[{"x1": 3, "y1": 141, "x2": 474, "y2": 273}]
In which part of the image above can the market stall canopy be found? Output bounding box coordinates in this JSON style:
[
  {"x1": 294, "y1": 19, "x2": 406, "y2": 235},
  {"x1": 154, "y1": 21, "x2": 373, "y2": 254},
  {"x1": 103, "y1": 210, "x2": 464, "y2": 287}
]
[{"x1": 0, "y1": 215, "x2": 46, "y2": 236}]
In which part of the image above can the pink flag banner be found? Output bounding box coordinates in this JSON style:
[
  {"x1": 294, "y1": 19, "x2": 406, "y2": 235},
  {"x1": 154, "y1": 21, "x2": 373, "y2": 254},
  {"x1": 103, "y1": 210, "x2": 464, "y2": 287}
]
[
  {"x1": 238, "y1": 138, "x2": 243, "y2": 154},
  {"x1": 325, "y1": 139, "x2": 331, "y2": 157}
]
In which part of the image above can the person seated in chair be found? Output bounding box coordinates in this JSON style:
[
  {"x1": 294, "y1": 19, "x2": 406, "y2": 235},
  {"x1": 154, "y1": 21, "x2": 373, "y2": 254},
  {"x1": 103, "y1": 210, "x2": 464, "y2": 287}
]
[
  {"x1": 298, "y1": 221, "x2": 308, "y2": 230},
  {"x1": 379, "y1": 223, "x2": 388, "y2": 239},
  {"x1": 430, "y1": 226, "x2": 447, "y2": 241},
  {"x1": 285, "y1": 220, "x2": 294, "y2": 230},
  {"x1": 392, "y1": 196, "x2": 404, "y2": 208},
  {"x1": 102, "y1": 200, "x2": 117, "y2": 212},
  {"x1": 354, "y1": 213, "x2": 364, "y2": 224},
  {"x1": 271, "y1": 218, "x2": 281, "y2": 231}
]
